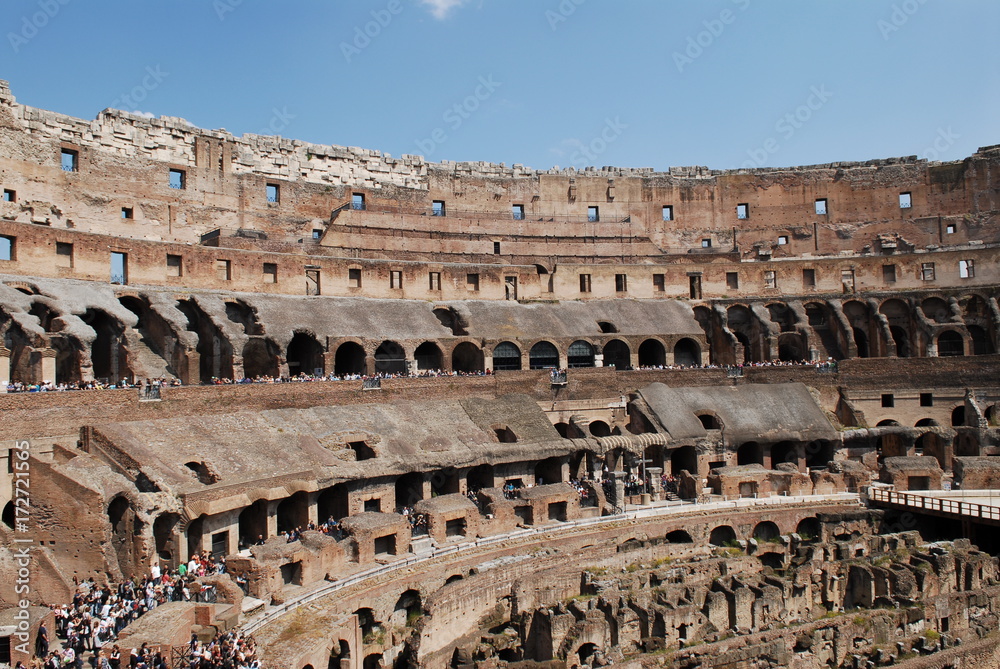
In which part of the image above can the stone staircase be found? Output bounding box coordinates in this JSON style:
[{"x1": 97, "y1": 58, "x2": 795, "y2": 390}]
[{"x1": 124, "y1": 329, "x2": 173, "y2": 380}]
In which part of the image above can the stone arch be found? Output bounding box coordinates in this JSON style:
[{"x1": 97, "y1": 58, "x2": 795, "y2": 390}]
[
  {"x1": 876, "y1": 419, "x2": 900, "y2": 427},
  {"x1": 392, "y1": 589, "x2": 422, "y2": 627},
  {"x1": 318, "y1": 483, "x2": 349, "y2": 522},
  {"x1": 535, "y1": 457, "x2": 563, "y2": 485},
  {"x1": 880, "y1": 298, "x2": 913, "y2": 357},
  {"x1": 287, "y1": 331, "x2": 324, "y2": 376},
  {"x1": 224, "y1": 299, "x2": 262, "y2": 335},
  {"x1": 709, "y1": 525, "x2": 737, "y2": 546},
  {"x1": 637, "y1": 338, "x2": 666, "y2": 367},
  {"x1": 937, "y1": 330, "x2": 964, "y2": 357},
  {"x1": 753, "y1": 521, "x2": 781, "y2": 542},
  {"x1": 806, "y1": 440, "x2": 835, "y2": 469},
  {"x1": 915, "y1": 418, "x2": 939, "y2": 427},
  {"x1": 414, "y1": 341, "x2": 443, "y2": 371},
  {"x1": 243, "y1": 338, "x2": 281, "y2": 378},
  {"x1": 491, "y1": 341, "x2": 522, "y2": 371},
  {"x1": 921, "y1": 297, "x2": 951, "y2": 323},
  {"x1": 670, "y1": 446, "x2": 698, "y2": 476},
  {"x1": 374, "y1": 341, "x2": 407, "y2": 374},
  {"x1": 666, "y1": 529, "x2": 693, "y2": 543},
  {"x1": 152, "y1": 512, "x2": 180, "y2": 564},
  {"x1": 333, "y1": 340, "x2": 366, "y2": 376},
  {"x1": 737, "y1": 442, "x2": 763, "y2": 466},
  {"x1": 239, "y1": 499, "x2": 269, "y2": 546},
  {"x1": 915, "y1": 432, "x2": 946, "y2": 469},
  {"x1": 771, "y1": 441, "x2": 800, "y2": 469},
  {"x1": 796, "y1": 517, "x2": 820, "y2": 541},
  {"x1": 81, "y1": 308, "x2": 133, "y2": 383},
  {"x1": 673, "y1": 337, "x2": 701, "y2": 366},
  {"x1": 186, "y1": 514, "x2": 207, "y2": 557},
  {"x1": 696, "y1": 412, "x2": 721, "y2": 430},
  {"x1": 2, "y1": 501, "x2": 13, "y2": 530},
  {"x1": 395, "y1": 472, "x2": 424, "y2": 510},
  {"x1": 176, "y1": 299, "x2": 233, "y2": 383},
  {"x1": 528, "y1": 340, "x2": 559, "y2": 369},
  {"x1": 968, "y1": 325, "x2": 995, "y2": 355},
  {"x1": 951, "y1": 406, "x2": 965, "y2": 427},
  {"x1": 766, "y1": 302, "x2": 797, "y2": 332},
  {"x1": 467, "y1": 464, "x2": 494, "y2": 491},
  {"x1": 276, "y1": 491, "x2": 309, "y2": 534},
  {"x1": 777, "y1": 332, "x2": 806, "y2": 362},
  {"x1": 451, "y1": 341, "x2": 483, "y2": 373},
  {"x1": 602, "y1": 339, "x2": 630, "y2": 370},
  {"x1": 588, "y1": 420, "x2": 611, "y2": 437},
  {"x1": 567, "y1": 339, "x2": 595, "y2": 368},
  {"x1": 955, "y1": 432, "x2": 979, "y2": 457}
]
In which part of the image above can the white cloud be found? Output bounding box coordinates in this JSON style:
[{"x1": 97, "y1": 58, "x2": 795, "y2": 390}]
[{"x1": 420, "y1": 0, "x2": 469, "y2": 20}]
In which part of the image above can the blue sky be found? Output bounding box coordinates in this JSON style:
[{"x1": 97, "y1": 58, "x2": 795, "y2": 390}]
[{"x1": 2, "y1": 0, "x2": 997, "y2": 171}]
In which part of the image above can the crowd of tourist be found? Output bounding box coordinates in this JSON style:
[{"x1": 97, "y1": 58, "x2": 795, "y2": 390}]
[
  {"x1": 400, "y1": 506, "x2": 429, "y2": 532},
  {"x1": 5, "y1": 358, "x2": 840, "y2": 393},
  {"x1": 26, "y1": 551, "x2": 257, "y2": 668}
]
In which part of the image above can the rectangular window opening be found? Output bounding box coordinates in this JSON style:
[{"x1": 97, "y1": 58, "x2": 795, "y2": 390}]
[
  {"x1": 615, "y1": 273, "x2": 628, "y2": 292},
  {"x1": 169, "y1": 168, "x2": 186, "y2": 190},
  {"x1": 921, "y1": 262, "x2": 936, "y2": 281},
  {"x1": 505, "y1": 275, "x2": 518, "y2": 300},
  {"x1": 349, "y1": 268, "x2": 362, "y2": 288},
  {"x1": 0, "y1": 235, "x2": 14, "y2": 261},
  {"x1": 352, "y1": 192, "x2": 366, "y2": 210},
  {"x1": 432, "y1": 200, "x2": 446, "y2": 217},
  {"x1": 216, "y1": 259, "x2": 231, "y2": 281},
  {"x1": 899, "y1": 192, "x2": 912, "y2": 209},
  {"x1": 2, "y1": 189, "x2": 15, "y2": 202},
  {"x1": 737, "y1": 203, "x2": 749, "y2": 220},
  {"x1": 764, "y1": 270, "x2": 776, "y2": 289},
  {"x1": 881, "y1": 393, "x2": 894, "y2": 408},
  {"x1": 945, "y1": 223, "x2": 956, "y2": 234},
  {"x1": 959, "y1": 259, "x2": 974, "y2": 279},
  {"x1": 55, "y1": 241, "x2": 73, "y2": 268},
  {"x1": 919, "y1": 393, "x2": 933, "y2": 407},
  {"x1": 312, "y1": 228, "x2": 322, "y2": 240},
  {"x1": 803, "y1": 269, "x2": 816, "y2": 288},
  {"x1": 883, "y1": 264, "x2": 897, "y2": 283},
  {"x1": 305, "y1": 268, "x2": 320, "y2": 295},
  {"x1": 429, "y1": 271, "x2": 441, "y2": 291},
  {"x1": 266, "y1": 183, "x2": 279, "y2": 204},
  {"x1": 662, "y1": 205, "x2": 673, "y2": 222},
  {"x1": 166, "y1": 254, "x2": 182, "y2": 277},
  {"x1": 390, "y1": 270, "x2": 403, "y2": 289},
  {"x1": 61, "y1": 148, "x2": 79, "y2": 172},
  {"x1": 777, "y1": 235, "x2": 788, "y2": 245},
  {"x1": 466, "y1": 273, "x2": 479, "y2": 292},
  {"x1": 653, "y1": 273, "x2": 665, "y2": 292},
  {"x1": 121, "y1": 207, "x2": 133, "y2": 220},
  {"x1": 688, "y1": 274, "x2": 702, "y2": 299},
  {"x1": 579, "y1": 273, "x2": 592, "y2": 293},
  {"x1": 110, "y1": 251, "x2": 127, "y2": 285},
  {"x1": 701, "y1": 238, "x2": 712, "y2": 248},
  {"x1": 815, "y1": 198, "x2": 828, "y2": 215},
  {"x1": 726, "y1": 272, "x2": 739, "y2": 290},
  {"x1": 512, "y1": 204, "x2": 524, "y2": 220},
  {"x1": 841, "y1": 269, "x2": 855, "y2": 293},
  {"x1": 587, "y1": 206, "x2": 599, "y2": 222},
  {"x1": 262, "y1": 262, "x2": 277, "y2": 284},
  {"x1": 493, "y1": 241, "x2": 501, "y2": 255}
]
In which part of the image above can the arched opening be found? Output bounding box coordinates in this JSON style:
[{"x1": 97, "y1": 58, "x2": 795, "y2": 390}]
[
  {"x1": 566, "y1": 340, "x2": 595, "y2": 368},
  {"x1": 28, "y1": 301, "x2": 59, "y2": 332},
  {"x1": 535, "y1": 457, "x2": 563, "y2": 485},
  {"x1": 492, "y1": 341, "x2": 522, "y2": 371},
  {"x1": 876, "y1": 419, "x2": 900, "y2": 427},
  {"x1": 696, "y1": 413, "x2": 720, "y2": 430},
  {"x1": 152, "y1": 513, "x2": 179, "y2": 564},
  {"x1": 777, "y1": 333, "x2": 806, "y2": 362},
  {"x1": 796, "y1": 517, "x2": 820, "y2": 542},
  {"x1": 334, "y1": 341, "x2": 366, "y2": 376},
  {"x1": 318, "y1": 484, "x2": 349, "y2": 523},
  {"x1": 880, "y1": 299, "x2": 912, "y2": 357},
  {"x1": 395, "y1": 473, "x2": 424, "y2": 511},
  {"x1": 433, "y1": 307, "x2": 466, "y2": 336},
  {"x1": 921, "y1": 297, "x2": 950, "y2": 323},
  {"x1": 937, "y1": 330, "x2": 964, "y2": 357},
  {"x1": 225, "y1": 300, "x2": 262, "y2": 335},
  {"x1": 363, "y1": 654, "x2": 383, "y2": 669},
  {"x1": 771, "y1": 442, "x2": 800, "y2": 469},
  {"x1": 276, "y1": 491, "x2": 309, "y2": 535},
  {"x1": 753, "y1": 521, "x2": 781, "y2": 542},
  {"x1": 239, "y1": 500, "x2": 269, "y2": 547},
  {"x1": 329, "y1": 640, "x2": 351, "y2": 668},
  {"x1": 602, "y1": 339, "x2": 630, "y2": 370},
  {"x1": 528, "y1": 341, "x2": 559, "y2": 369},
  {"x1": 876, "y1": 432, "x2": 907, "y2": 463},
  {"x1": 915, "y1": 432, "x2": 946, "y2": 469},
  {"x1": 451, "y1": 342, "x2": 483, "y2": 373},
  {"x1": 414, "y1": 342, "x2": 442, "y2": 371},
  {"x1": 287, "y1": 332, "x2": 324, "y2": 377},
  {"x1": 393, "y1": 589, "x2": 422, "y2": 628},
  {"x1": 2, "y1": 501, "x2": 13, "y2": 530},
  {"x1": 670, "y1": 446, "x2": 697, "y2": 476},
  {"x1": 588, "y1": 420, "x2": 611, "y2": 437},
  {"x1": 806, "y1": 440, "x2": 835, "y2": 469},
  {"x1": 82, "y1": 309, "x2": 132, "y2": 383},
  {"x1": 709, "y1": 525, "x2": 737, "y2": 547},
  {"x1": 951, "y1": 406, "x2": 966, "y2": 427},
  {"x1": 954, "y1": 432, "x2": 979, "y2": 457},
  {"x1": 637, "y1": 338, "x2": 666, "y2": 367},
  {"x1": 737, "y1": 442, "x2": 763, "y2": 466},
  {"x1": 889, "y1": 326, "x2": 911, "y2": 358},
  {"x1": 968, "y1": 325, "x2": 995, "y2": 355},
  {"x1": 852, "y1": 327, "x2": 870, "y2": 358},
  {"x1": 758, "y1": 553, "x2": 784, "y2": 570},
  {"x1": 915, "y1": 418, "x2": 939, "y2": 427},
  {"x1": 766, "y1": 303, "x2": 797, "y2": 332},
  {"x1": 243, "y1": 338, "x2": 280, "y2": 378},
  {"x1": 673, "y1": 338, "x2": 701, "y2": 366},
  {"x1": 577, "y1": 643, "x2": 599, "y2": 666},
  {"x1": 445, "y1": 574, "x2": 464, "y2": 584},
  {"x1": 177, "y1": 299, "x2": 233, "y2": 383},
  {"x1": 431, "y1": 469, "x2": 460, "y2": 496},
  {"x1": 374, "y1": 341, "x2": 407, "y2": 374},
  {"x1": 665, "y1": 529, "x2": 693, "y2": 544},
  {"x1": 186, "y1": 515, "x2": 206, "y2": 556},
  {"x1": 467, "y1": 464, "x2": 494, "y2": 492}
]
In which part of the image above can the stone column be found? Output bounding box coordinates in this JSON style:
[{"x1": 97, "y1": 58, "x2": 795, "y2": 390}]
[
  {"x1": 594, "y1": 353, "x2": 604, "y2": 368},
  {"x1": 0, "y1": 346, "x2": 9, "y2": 392},
  {"x1": 266, "y1": 500, "x2": 279, "y2": 538},
  {"x1": 629, "y1": 352, "x2": 639, "y2": 370},
  {"x1": 323, "y1": 351, "x2": 336, "y2": 376},
  {"x1": 558, "y1": 351, "x2": 568, "y2": 370},
  {"x1": 39, "y1": 348, "x2": 56, "y2": 385},
  {"x1": 647, "y1": 467, "x2": 663, "y2": 501},
  {"x1": 483, "y1": 352, "x2": 494, "y2": 372},
  {"x1": 307, "y1": 491, "x2": 320, "y2": 526}
]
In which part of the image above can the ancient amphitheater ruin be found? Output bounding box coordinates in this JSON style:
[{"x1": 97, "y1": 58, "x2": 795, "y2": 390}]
[{"x1": 1, "y1": 77, "x2": 999, "y2": 668}]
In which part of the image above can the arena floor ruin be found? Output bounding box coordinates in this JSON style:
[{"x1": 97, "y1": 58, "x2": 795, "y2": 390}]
[{"x1": 1, "y1": 79, "x2": 999, "y2": 668}]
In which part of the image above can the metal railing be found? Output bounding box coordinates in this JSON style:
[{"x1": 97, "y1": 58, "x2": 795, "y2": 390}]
[
  {"x1": 240, "y1": 491, "x2": 860, "y2": 635},
  {"x1": 869, "y1": 487, "x2": 1000, "y2": 522}
]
